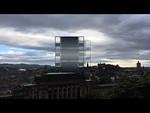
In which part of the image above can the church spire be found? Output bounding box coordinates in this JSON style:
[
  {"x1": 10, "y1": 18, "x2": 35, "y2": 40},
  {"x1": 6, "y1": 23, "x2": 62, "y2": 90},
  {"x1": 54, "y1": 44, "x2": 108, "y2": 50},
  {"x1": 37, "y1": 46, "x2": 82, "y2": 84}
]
[{"x1": 87, "y1": 62, "x2": 89, "y2": 68}]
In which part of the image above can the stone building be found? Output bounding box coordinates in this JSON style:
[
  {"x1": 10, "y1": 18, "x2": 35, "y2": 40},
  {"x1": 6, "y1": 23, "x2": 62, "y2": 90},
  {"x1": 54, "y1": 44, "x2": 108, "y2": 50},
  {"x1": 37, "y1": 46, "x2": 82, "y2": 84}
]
[
  {"x1": 11, "y1": 36, "x2": 92, "y2": 99},
  {"x1": 12, "y1": 72, "x2": 92, "y2": 99}
]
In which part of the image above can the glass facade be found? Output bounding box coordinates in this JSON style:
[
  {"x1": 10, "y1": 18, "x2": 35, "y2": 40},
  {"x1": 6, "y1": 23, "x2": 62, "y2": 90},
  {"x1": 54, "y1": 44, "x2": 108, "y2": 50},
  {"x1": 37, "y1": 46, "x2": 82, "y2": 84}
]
[{"x1": 55, "y1": 36, "x2": 91, "y2": 72}]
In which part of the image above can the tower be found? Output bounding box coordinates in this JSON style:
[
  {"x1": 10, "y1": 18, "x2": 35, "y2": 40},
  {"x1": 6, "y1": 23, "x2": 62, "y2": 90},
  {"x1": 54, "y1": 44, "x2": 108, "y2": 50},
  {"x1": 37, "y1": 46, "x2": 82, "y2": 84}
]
[
  {"x1": 87, "y1": 62, "x2": 89, "y2": 68},
  {"x1": 136, "y1": 61, "x2": 144, "y2": 75},
  {"x1": 137, "y1": 61, "x2": 141, "y2": 69}
]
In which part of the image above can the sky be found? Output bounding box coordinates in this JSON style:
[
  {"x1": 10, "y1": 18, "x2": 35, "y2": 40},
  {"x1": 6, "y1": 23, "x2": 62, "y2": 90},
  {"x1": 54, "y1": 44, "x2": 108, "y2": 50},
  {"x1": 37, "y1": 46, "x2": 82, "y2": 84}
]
[{"x1": 0, "y1": 14, "x2": 150, "y2": 67}]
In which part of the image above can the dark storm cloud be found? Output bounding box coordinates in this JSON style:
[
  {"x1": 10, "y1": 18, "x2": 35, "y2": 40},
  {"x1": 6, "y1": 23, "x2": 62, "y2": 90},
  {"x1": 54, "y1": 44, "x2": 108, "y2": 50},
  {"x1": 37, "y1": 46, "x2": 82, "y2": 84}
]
[
  {"x1": 0, "y1": 15, "x2": 122, "y2": 32},
  {"x1": 0, "y1": 14, "x2": 150, "y2": 64},
  {"x1": 84, "y1": 15, "x2": 150, "y2": 61}
]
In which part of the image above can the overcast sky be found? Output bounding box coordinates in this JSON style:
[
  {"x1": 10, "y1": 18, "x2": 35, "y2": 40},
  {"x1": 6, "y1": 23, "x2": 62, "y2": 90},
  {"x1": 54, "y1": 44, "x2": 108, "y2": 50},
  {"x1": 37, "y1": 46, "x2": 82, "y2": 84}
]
[{"x1": 0, "y1": 14, "x2": 150, "y2": 67}]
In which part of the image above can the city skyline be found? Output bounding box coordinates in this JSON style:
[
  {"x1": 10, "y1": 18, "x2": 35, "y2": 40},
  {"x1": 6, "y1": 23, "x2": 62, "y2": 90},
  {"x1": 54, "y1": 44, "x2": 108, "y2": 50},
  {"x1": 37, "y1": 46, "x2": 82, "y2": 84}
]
[{"x1": 0, "y1": 14, "x2": 149, "y2": 67}]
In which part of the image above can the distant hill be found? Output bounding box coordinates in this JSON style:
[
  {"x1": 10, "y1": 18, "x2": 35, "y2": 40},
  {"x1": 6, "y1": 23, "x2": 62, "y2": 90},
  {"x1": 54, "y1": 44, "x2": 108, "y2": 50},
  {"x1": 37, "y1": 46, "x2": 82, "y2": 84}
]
[{"x1": 0, "y1": 63, "x2": 51, "y2": 70}]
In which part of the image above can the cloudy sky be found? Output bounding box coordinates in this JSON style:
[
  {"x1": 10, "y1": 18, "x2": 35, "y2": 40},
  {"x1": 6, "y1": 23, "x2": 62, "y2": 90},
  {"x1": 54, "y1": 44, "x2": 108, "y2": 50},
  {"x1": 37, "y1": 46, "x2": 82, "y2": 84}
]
[{"x1": 0, "y1": 14, "x2": 150, "y2": 67}]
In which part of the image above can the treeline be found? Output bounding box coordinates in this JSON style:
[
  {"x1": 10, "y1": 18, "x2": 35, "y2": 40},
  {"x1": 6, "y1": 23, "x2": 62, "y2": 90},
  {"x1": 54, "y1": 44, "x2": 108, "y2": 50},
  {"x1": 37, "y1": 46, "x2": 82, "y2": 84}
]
[{"x1": 87, "y1": 71, "x2": 150, "y2": 99}]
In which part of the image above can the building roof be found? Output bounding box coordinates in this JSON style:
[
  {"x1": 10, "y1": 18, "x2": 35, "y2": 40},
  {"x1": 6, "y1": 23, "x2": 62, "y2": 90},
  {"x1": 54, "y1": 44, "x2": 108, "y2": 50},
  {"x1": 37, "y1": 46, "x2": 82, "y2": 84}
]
[
  {"x1": 34, "y1": 72, "x2": 85, "y2": 85},
  {"x1": 46, "y1": 72, "x2": 76, "y2": 75},
  {"x1": 22, "y1": 83, "x2": 36, "y2": 87}
]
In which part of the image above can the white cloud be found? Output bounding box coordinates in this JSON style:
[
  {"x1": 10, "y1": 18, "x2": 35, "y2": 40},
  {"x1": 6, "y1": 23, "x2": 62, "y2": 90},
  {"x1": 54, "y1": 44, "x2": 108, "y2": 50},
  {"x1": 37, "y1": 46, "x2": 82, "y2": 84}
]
[
  {"x1": 0, "y1": 49, "x2": 54, "y2": 65},
  {"x1": 0, "y1": 27, "x2": 53, "y2": 50},
  {"x1": 71, "y1": 29, "x2": 114, "y2": 44}
]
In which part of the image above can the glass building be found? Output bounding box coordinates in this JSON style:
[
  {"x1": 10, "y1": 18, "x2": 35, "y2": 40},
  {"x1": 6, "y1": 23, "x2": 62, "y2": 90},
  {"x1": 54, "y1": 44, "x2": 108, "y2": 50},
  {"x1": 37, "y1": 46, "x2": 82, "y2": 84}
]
[{"x1": 55, "y1": 36, "x2": 91, "y2": 72}]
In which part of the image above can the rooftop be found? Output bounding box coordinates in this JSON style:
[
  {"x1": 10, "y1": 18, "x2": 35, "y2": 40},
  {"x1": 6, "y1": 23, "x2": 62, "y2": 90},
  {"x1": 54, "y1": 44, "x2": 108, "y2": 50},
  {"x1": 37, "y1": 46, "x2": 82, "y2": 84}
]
[{"x1": 46, "y1": 72, "x2": 76, "y2": 75}]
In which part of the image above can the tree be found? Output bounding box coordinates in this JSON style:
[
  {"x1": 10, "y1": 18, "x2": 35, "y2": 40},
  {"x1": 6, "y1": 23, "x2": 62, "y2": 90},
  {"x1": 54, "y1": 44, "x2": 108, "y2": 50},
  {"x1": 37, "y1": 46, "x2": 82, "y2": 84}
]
[{"x1": 111, "y1": 73, "x2": 150, "y2": 99}]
